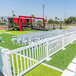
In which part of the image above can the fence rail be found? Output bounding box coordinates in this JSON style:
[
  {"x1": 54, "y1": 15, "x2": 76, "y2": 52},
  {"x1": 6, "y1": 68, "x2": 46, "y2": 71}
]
[{"x1": 0, "y1": 31, "x2": 76, "y2": 76}]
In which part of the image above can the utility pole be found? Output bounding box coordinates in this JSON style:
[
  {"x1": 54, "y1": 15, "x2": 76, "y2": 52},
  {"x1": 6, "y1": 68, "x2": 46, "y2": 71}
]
[
  {"x1": 65, "y1": 12, "x2": 66, "y2": 19},
  {"x1": 12, "y1": 10, "x2": 16, "y2": 17},
  {"x1": 42, "y1": 4, "x2": 45, "y2": 18},
  {"x1": 12, "y1": 10, "x2": 14, "y2": 16},
  {"x1": 45, "y1": 16, "x2": 47, "y2": 22}
]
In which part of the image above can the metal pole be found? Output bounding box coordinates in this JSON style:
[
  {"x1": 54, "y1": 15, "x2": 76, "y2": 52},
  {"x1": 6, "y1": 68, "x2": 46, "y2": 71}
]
[
  {"x1": 65, "y1": 12, "x2": 66, "y2": 19},
  {"x1": 45, "y1": 16, "x2": 47, "y2": 22},
  {"x1": 19, "y1": 16, "x2": 22, "y2": 31},
  {"x1": 42, "y1": 4, "x2": 45, "y2": 28},
  {"x1": 42, "y1": 4, "x2": 45, "y2": 18}
]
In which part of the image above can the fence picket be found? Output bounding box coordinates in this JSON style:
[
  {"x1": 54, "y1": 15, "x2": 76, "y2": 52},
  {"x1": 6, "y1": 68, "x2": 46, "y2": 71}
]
[
  {"x1": 12, "y1": 54, "x2": 16, "y2": 76},
  {"x1": 37, "y1": 45, "x2": 38, "y2": 61},
  {"x1": 26, "y1": 49, "x2": 29, "y2": 69},
  {"x1": 20, "y1": 51, "x2": 23, "y2": 72},
  {"x1": 16, "y1": 54, "x2": 19, "y2": 74},
  {"x1": 29, "y1": 48, "x2": 32, "y2": 67},
  {"x1": 23, "y1": 50, "x2": 26, "y2": 70}
]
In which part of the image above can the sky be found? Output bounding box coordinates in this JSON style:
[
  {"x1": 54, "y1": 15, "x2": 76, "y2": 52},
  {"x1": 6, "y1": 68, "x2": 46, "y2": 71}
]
[{"x1": 0, "y1": 0, "x2": 76, "y2": 20}]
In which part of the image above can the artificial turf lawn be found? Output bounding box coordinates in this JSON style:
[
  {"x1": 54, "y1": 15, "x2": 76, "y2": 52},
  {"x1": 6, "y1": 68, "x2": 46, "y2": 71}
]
[
  {"x1": 0, "y1": 30, "x2": 39, "y2": 35},
  {"x1": 23, "y1": 64, "x2": 62, "y2": 76},
  {"x1": 0, "y1": 33, "x2": 21, "y2": 50},
  {"x1": 62, "y1": 26, "x2": 69, "y2": 29},
  {"x1": 44, "y1": 41, "x2": 76, "y2": 70}
]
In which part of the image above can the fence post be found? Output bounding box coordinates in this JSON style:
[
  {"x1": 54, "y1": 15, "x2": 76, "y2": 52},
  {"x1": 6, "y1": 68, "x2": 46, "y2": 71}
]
[
  {"x1": 62, "y1": 34, "x2": 65, "y2": 50},
  {"x1": 46, "y1": 40, "x2": 51, "y2": 61},
  {"x1": 0, "y1": 47, "x2": 4, "y2": 75},
  {"x1": 0, "y1": 48, "x2": 12, "y2": 76},
  {"x1": 70, "y1": 32, "x2": 73, "y2": 44}
]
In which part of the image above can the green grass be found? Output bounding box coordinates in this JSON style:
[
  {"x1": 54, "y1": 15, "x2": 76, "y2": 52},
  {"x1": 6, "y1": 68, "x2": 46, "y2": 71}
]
[
  {"x1": 62, "y1": 26, "x2": 76, "y2": 29},
  {"x1": 0, "y1": 30, "x2": 40, "y2": 35},
  {"x1": 23, "y1": 64, "x2": 62, "y2": 76},
  {"x1": 10, "y1": 54, "x2": 35, "y2": 76},
  {"x1": 68, "y1": 24, "x2": 76, "y2": 26},
  {"x1": 62, "y1": 26, "x2": 69, "y2": 29},
  {"x1": 0, "y1": 33, "x2": 21, "y2": 50},
  {"x1": 44, "y1": 41, "x2": 76, "y2": 70}
]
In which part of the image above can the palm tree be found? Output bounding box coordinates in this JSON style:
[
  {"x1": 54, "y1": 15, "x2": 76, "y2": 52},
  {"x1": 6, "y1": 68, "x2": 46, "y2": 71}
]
[
  {"x1": 31, "y1": 14, "x2": 35, "y2": 18},
  {"x1": 58, "y1": 18, "x2": 59, "y2": 21},
  {"x1": 55, "y1": 17, "x2": 57, "y2": 20},
  {"x1": 31, "y1": 14, "x2": 35, "y2": 28},
  {"x1": 53, "y1": 21, "x2": 55, "y2": 30},
  {"x1": 13, "y1": 14, "x2": 16, "y2": 17},
  {"x1": 1, "y1": 17, "x2": 3, "y2": 22}
]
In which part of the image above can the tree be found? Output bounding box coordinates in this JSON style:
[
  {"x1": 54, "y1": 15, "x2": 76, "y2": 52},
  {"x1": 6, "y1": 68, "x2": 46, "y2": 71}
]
[
  {"x1": 54, "y1": 21, "x2": 59, "y2": 24},
  {"x1": 55, "y1": 17, "x2": 58, "y2": 20},
  {"x1": 52, "y1": 21, "x2": 55, "y2": 30},
  {"x1": 31, "y1": 14, "x2": 35, "y2": 26},
  {"x1": 59, "y1": 21, "x2": 63, "y2": 24},
  {"x1": 59, "y1": 21, "x2": 63, "y2": 29},
  {"x1": 3, "y1": 18, "x2": 7, "y2": 22},
  {"x1": 45, "y1": 19, "x2": 47, "y2": 22},
  {"x1": 58, "y1": 18, "x2": 59, "y2": 21},
  {"x1": 0, "y1": 20, "x2": 2, "y2": 23},
  {"x1": 48, "y1": 19, "x2": 53, "y2": 24},
  {"x1": 31, "y1": 14, "x2": 35, "y2": 18},
  {"x1": 1, "y1": 17, "x2": 3, "y2": 22},
  {"x1": 64, "y1": 16, "x2": 76, "y2": 24},
  {"x1": 55, "y1": 17, "x2": 59, "y2": 24},
  {"x1": 12, "y1": 14, "x2": 16, "y2": 17},
  {"x1": 37, "y1": 20, "x2": 43, "y2": 24}
]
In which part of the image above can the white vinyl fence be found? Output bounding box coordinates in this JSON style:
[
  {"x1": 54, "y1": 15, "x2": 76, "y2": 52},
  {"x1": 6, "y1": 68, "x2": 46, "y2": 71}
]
[{"x1": 0, "y1": 31, "x2": 76, "y2": 76}]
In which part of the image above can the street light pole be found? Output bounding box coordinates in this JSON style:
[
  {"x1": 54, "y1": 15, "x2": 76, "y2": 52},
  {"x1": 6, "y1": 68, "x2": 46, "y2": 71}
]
[
  {"x1": 12, "y1": 10, "x2": 14, "y2": 16},
  {"x1": 42, "y1": 4, "x2": 45, "y2": 18},
  {"x1": 65, "y1": 12, "x2": 66, "y2": 19}
]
